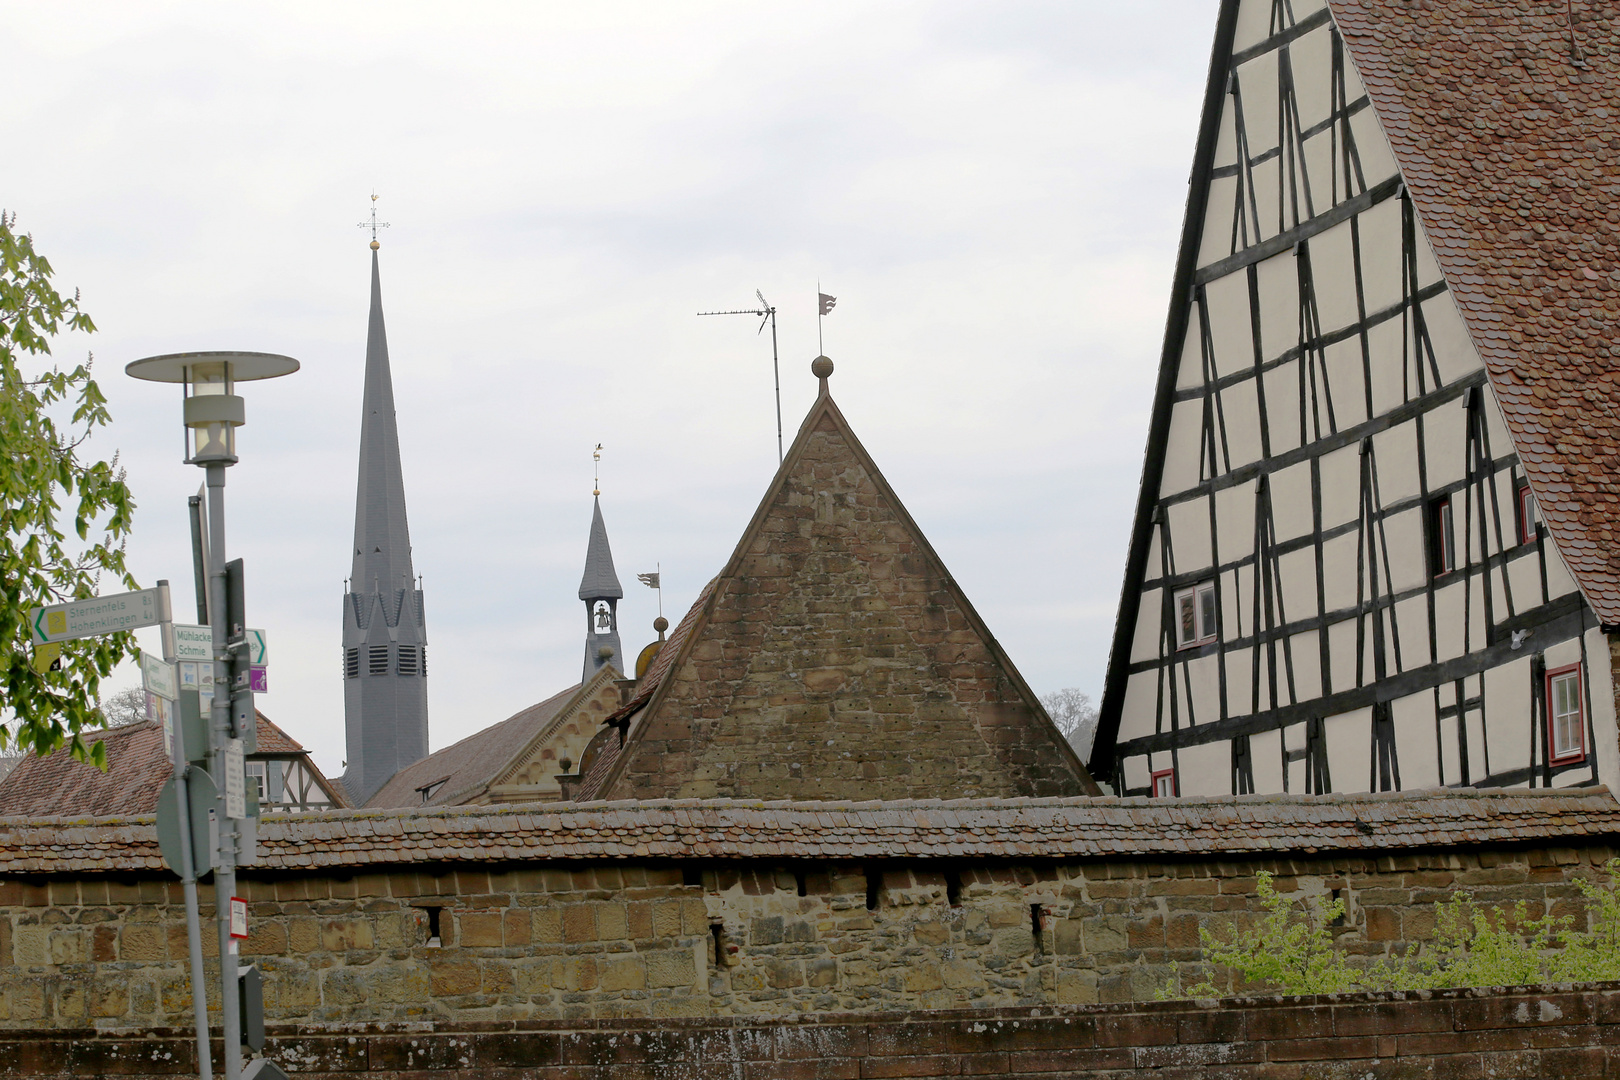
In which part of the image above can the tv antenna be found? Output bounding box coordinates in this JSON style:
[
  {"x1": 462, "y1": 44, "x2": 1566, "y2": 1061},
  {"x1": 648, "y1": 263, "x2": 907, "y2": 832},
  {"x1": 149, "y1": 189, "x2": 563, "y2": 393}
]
[{"x1": 699, "y1": 290, "x2": 782, "y2": 464}]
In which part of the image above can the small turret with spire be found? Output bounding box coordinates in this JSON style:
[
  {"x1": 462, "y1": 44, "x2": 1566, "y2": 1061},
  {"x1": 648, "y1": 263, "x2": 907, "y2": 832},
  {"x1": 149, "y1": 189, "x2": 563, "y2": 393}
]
[
  {"x1": 580, "y1": 445, "x2": 625, "y2": 681},
  {"x1": 341, "y1": 196, "x2": 430, "y2": 806}
]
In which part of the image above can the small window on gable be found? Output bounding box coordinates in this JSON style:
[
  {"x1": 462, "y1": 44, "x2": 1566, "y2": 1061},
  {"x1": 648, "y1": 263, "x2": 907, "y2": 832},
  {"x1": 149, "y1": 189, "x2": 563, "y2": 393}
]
[
  {"x1": 1151, "y1": 768, "x2": 1177, "y2": 798},
  {"x1": 1428, "y1": 496, "x2": 1456, "y2": 578},
  {"x1": 1547, "y1": 665, "x2": 1586, "y2": 764},
  {"x1": 417, "y1": 777, "x2": 448, "y2": 804},
  {"x1": 1174, "y1": 581, "x2": 1217, "y2": 650},
  {"x1": 1516, "y1": 481, "x2": 1538, "y2": 547}
]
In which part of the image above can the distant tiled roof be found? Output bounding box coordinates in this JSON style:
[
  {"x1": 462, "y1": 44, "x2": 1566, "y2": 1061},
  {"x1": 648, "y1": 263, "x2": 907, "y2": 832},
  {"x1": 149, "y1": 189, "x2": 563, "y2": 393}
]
[
  {"x1": 1331, "y1": 1, "x2": 1620, "y2": 622},
  {"x1": 2, "y1": 788, "x2": 1615, "y2": 874},
  {"x1": 0, "y1": 712, "x2": 341, "y2": 818},
  {"x1": 367, "y1": 681, "x2": 585, "y2": 809}
]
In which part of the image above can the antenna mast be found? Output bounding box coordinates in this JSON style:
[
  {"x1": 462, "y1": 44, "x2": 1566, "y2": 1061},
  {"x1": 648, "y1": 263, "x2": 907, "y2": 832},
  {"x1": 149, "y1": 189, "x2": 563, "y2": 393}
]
[{"x1": 698, "y1": 291, "x2": 783, "y2": 464}]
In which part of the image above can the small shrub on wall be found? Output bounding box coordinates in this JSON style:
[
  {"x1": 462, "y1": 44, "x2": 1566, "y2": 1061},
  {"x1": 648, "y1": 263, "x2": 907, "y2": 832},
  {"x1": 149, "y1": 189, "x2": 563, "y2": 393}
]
[{"x1": 1164, "y1": 860, "x2": 1620, "y2": 998}]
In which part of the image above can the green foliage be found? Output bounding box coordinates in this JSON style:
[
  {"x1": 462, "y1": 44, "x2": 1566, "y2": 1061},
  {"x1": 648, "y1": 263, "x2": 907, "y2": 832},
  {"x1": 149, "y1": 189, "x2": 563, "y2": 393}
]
[
  {"x1": 1173, "y1": 871, "x2": 1359, "y2": 998},
  {"x1": 0, "y1": 211, "x2": 136, "y2": 767},
  {"x1": 1163, "y1": 860, "x2": 1620, "y2": 999}
]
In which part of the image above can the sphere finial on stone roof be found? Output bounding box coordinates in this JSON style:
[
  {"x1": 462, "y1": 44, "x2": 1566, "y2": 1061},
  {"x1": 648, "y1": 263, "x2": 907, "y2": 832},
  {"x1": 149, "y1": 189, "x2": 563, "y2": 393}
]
[
  {"x1": 654, "y1": 615, "x2": 669, "y2": 636},
  {"x1": 812, "y1": 354, "x2": 833, "y2": 395}
]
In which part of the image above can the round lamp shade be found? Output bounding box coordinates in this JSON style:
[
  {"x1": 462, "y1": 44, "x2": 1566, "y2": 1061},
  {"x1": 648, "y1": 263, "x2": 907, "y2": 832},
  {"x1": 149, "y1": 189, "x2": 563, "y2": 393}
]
[{"x1": 125, "y1": 351, "x2": 299, "y2": 384}]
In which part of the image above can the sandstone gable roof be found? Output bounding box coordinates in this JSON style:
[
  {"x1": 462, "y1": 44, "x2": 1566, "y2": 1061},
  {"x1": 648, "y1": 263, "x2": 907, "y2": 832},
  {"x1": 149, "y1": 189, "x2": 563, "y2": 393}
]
[
  {"x1": 579, "y1": 376, "x2": 1097, "y2": 802},
  {"x1": 1330, "y1": 0, "x2": 1620, "y2": 622}
]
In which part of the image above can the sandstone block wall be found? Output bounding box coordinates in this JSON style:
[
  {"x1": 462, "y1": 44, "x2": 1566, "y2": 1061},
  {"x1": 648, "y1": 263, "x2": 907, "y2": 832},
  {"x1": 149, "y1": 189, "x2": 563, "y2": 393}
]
[
  {"x1": 0, "y1": 843, "x2": 1614, "y2": 1031},
  {"x1": 8, "y1": 986, "x2": 1620, "y2": 1078}
]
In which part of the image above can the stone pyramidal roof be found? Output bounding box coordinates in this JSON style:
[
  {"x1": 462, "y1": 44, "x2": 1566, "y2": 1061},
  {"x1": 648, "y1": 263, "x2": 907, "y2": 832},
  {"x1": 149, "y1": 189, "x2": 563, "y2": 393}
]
[{"x1": 578, "y1": 363, "x2": 1097, "y2": 801}]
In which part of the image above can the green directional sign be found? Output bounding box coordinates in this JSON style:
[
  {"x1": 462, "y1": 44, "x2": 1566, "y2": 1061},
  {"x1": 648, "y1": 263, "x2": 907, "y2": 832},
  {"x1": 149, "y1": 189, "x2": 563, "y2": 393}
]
[
  {"x1": 30, "y1": 588, "x2": 163, "y2": 644},
  {"x1": 246, "y1": 628, "x2": 267, "y2": 666}
]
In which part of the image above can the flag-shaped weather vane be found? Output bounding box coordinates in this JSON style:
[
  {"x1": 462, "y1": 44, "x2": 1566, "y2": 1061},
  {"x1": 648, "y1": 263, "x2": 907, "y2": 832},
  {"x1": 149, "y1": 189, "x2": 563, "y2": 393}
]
[{"x1": 817, "y1": 285, "x2": 837, "y2": 355}]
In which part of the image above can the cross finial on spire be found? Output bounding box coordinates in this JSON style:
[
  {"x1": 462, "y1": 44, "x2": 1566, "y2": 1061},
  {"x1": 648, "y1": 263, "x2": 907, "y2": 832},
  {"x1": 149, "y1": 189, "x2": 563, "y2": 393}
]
[
  {"x1": 593, "y1": 443, "x2": 603, "y2": 497},
  {"x1": 359, "y1": 192, "x2": 391, "y2": 249}
]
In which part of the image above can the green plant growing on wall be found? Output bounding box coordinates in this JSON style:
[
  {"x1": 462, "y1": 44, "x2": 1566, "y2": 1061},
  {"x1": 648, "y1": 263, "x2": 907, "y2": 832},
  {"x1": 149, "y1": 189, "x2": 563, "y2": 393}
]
[
  {"x1": 1164, "y1": 860, "x2": 1620, "y2": 998},
  {"x1": 1171, "y1": 871, "x2": 1359, "y2": 998},
  {"x1": 0, "y1": 211, "x2": 136, "y2": 766}
]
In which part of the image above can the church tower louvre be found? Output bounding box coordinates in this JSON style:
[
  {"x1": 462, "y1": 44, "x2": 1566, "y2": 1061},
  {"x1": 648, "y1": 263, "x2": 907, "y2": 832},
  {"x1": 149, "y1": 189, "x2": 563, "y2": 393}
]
[
  {"x1": 579, "y1": 486, "x2": 625, "y2": 682},
  {"x1": 341, "y1": 219, "x2": 430, "y2": 806}
]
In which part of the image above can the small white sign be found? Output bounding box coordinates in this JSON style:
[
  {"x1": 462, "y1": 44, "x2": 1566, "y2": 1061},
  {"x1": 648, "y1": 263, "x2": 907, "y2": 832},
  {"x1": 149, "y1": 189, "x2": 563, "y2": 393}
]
[
  {"x1": 224, "y1": 738, "x2": 246, "y2": 820},
  {"x1": 229, "y1": 896, "x2": 248, "y2": 939},
  {"x1": 30, "y1": 588, "x2": 163, "y2": 644},
  {"x1": 172, "y1": 624, "x2": 213, "y2": 662},
  {"x1": 140, "y1": 654, "x2": 178, "y2": 701},
  {"x1": 178, "y1": 662, "x2": 201, "y2": 690}
]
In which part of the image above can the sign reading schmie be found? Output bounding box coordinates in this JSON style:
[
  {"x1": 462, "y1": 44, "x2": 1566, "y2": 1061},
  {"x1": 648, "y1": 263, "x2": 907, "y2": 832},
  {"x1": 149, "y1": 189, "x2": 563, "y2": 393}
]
[{"x1": 30, "y1": 588, "x2": 163, "y2": 644}]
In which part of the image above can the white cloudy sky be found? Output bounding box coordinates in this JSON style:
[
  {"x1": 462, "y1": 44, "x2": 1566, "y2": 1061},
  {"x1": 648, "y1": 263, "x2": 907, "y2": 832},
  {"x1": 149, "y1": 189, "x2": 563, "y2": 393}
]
[{"x1": 6, "y1": 2, "x2": 1218, "y2": 776}]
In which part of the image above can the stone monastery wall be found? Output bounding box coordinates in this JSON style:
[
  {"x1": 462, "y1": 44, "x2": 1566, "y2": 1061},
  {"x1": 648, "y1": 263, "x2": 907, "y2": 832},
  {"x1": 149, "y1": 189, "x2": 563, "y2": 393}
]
[
  {"x1": 10, "y1": 985, "x2": 1620, "y2": 1078},
  {"x1": 4, "y1": 841, "x2": 1619, "y2": 1032}
]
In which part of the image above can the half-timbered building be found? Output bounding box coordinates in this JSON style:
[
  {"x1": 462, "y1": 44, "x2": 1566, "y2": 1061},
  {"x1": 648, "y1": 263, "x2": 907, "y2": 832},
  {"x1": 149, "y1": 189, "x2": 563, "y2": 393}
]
[{"x1": 1093, "y1": 0, "x2": 1620, "y2": 796}]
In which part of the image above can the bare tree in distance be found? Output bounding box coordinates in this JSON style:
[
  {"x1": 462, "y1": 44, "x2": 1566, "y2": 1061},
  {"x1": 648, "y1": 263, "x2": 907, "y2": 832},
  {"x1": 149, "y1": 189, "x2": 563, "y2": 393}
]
[
  {"x1": 1041, "y1": 688, "x2": 1098, "y2": 759},
  {"x1": 97, "y1": 686, "x2": 150, "y2": 728}
]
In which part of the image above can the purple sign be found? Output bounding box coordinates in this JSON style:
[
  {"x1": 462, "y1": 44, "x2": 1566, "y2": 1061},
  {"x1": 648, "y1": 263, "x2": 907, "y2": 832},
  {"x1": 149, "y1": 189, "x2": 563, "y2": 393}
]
[{"x1": 249, "y1": 666, "x2": 268, "y2": 693}]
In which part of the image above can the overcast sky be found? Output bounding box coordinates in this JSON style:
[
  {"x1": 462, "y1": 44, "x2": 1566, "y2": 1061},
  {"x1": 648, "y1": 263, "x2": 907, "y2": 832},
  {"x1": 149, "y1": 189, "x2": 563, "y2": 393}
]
[{"x1": 6, "y1": 2, "x2": 1218, "y2": 776}]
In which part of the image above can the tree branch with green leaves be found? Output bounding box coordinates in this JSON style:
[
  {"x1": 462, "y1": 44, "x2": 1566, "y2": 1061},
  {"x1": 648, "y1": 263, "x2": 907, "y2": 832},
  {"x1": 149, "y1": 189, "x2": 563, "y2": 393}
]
[{"x1": 0, "y1": 211, "x2": 137, "y2": 769}]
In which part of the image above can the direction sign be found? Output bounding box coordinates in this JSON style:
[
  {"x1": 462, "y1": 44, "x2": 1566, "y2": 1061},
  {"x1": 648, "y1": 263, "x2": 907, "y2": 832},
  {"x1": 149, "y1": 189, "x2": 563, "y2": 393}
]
[
  {"x1": 246, "y1": 629, "x2": 267, "y2": 667},
  {"x1": 172, "y1": 624, "x2": 213, "y2": 662},
  {"x1": 30, "y1": 588, "x2": 163, "y2": 644},
  {"x1": 141, "y1": 654, "x2": 178, "y2": 701}
]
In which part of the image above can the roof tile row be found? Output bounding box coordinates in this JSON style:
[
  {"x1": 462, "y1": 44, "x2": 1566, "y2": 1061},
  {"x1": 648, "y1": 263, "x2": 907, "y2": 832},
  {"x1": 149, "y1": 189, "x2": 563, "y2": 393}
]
[{"x1": 0, "y1": 788, "x2": 1614, "y2": 875}]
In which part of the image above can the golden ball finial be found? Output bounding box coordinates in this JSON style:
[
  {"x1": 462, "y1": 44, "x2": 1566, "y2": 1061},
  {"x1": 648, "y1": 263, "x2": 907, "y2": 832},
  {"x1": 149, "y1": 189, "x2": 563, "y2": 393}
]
[
  {"x1": 370, "y1": 239, "x2": 380, "y2": 250},
  {"x1": 811, "y1": 355, "x2": 834, "y2": 380}
]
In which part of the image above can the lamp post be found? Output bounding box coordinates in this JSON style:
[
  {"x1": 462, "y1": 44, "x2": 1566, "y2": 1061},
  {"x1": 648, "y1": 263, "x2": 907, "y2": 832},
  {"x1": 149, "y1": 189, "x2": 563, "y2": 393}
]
[{"x1": 127, "y1": 351, "x2": 298, "y2": 1080}]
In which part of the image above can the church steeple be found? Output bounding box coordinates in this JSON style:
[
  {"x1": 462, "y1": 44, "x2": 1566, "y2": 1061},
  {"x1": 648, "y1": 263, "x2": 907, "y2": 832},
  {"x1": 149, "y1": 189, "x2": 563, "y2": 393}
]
[
  {"x1": 341, "y1": 226, "x2": 429, "y2": 806},
  {"x1": 579, "y1": 487, "x2": 625, "y2": 682}
]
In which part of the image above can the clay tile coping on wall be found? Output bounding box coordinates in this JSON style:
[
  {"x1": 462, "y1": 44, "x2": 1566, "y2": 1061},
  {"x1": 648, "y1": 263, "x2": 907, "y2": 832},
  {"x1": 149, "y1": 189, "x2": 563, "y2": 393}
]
[{"x1": 0, "y1": 788, "x2": 1615, "y2": 875}]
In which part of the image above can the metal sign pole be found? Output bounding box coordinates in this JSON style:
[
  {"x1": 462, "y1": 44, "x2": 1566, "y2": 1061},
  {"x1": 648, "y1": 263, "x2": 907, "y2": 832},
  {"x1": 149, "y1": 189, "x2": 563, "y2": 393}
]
[
  {"x1": 157, "y1": 579, "x2": 215, "y2": 1080},
  {"x1": 204, "y1": 463, "x2": 243, "y2": 1080}
]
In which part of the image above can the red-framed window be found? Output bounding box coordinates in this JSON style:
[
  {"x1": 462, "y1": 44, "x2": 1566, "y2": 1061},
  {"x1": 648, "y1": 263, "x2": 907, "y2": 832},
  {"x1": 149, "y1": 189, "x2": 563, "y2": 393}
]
[
  {"x1": 1151, "y1": 768, "x2": 1178, "y2": 798},
  {"x1": 1517, "y1": 482, "x2": 1538, "y2": 546},
  {"x1": 1173, "y1": 581, "x2": 1217, "y2": 650},
  {"x1": 1547, "y1": 664, "x2": 1586, "y2": 764},
  {"x1": 1428, "y1": 495, "x2": 1456, "y2": 578}
]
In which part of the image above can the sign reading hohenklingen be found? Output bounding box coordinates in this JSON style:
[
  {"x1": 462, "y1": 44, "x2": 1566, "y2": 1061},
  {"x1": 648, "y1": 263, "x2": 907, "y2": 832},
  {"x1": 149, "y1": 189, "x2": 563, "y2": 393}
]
[{"x1": 30, "y1": 588, "x2": 163, "y2": 644}]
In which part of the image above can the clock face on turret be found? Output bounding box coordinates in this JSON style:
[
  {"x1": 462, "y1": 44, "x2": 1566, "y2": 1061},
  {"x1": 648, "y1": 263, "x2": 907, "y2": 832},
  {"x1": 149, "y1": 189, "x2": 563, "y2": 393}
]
[{"x1": 593, "y1": 600, "x2": 614, "y2": 633}]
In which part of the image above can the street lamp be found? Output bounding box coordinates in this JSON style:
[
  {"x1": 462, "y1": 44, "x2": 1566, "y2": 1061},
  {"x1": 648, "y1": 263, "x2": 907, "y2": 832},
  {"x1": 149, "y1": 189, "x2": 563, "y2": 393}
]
[{"x1": 127, "y1": 350, "x2": 298, "y2": 1080}]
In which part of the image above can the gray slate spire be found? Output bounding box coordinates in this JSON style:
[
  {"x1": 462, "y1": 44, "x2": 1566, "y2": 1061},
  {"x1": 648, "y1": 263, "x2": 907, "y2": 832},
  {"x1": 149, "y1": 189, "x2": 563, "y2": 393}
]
[
  {"x1": 342, "y1": 246, "x2": 430, "y2": 806},
  {"x1": 579, "y1": 496, "x2": 624, "y2": 680}
]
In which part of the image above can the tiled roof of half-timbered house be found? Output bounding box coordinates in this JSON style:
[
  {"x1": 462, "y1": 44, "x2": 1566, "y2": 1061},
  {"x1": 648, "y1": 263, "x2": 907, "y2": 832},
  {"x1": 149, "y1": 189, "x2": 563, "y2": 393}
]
[
  {"x1": 573, "y1": 358, "x2": 1097, "y2": 803},
  {"x1": 1331, "y1": 0, "x2": 1620, "y2": 624},
  {"x1": 0, "y1": 713, "x2": 345, "y2": 817}
]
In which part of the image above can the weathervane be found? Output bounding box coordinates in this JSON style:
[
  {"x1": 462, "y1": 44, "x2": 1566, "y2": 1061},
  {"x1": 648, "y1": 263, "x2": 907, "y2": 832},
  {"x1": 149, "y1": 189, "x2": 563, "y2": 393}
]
[
  {"x1": 358, "y1": 193, "x2": 390, "y2": 248},
  {"x1": 593, "y1": 443, "x2": 603, "y2": 497}
]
